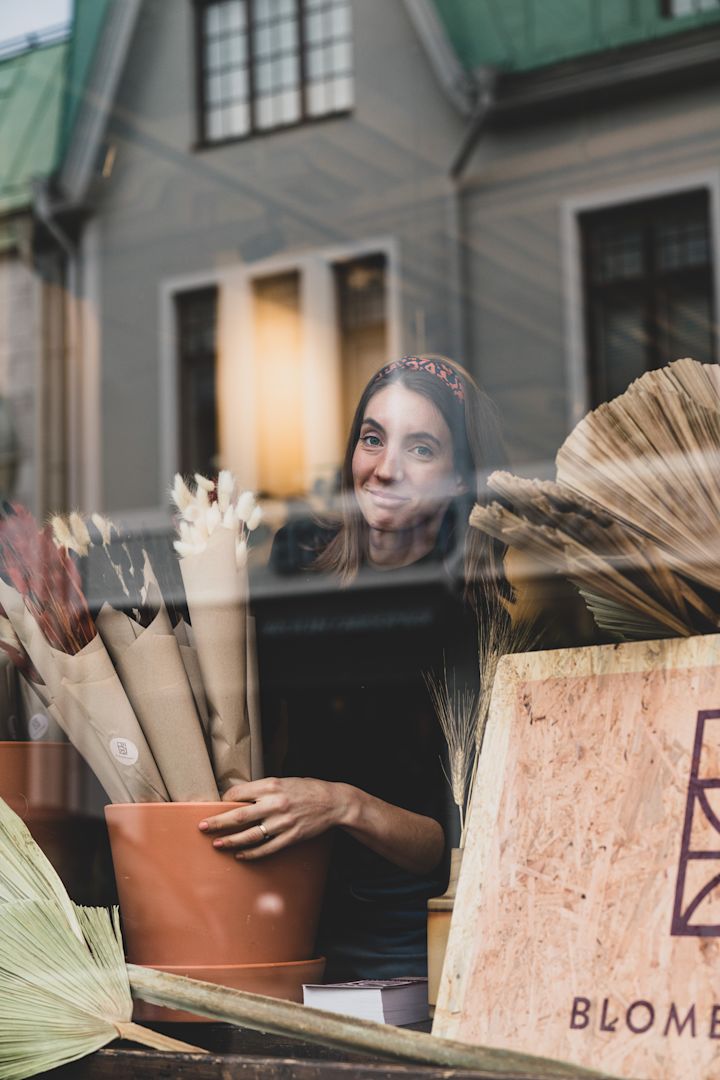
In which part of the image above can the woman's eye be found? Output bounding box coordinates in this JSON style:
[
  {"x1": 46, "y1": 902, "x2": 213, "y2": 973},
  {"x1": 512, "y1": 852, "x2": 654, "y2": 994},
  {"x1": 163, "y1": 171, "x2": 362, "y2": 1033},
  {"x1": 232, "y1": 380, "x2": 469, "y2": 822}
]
[
  {"x1": 361, "y1": 433, "x2": 382, "y2": 448},
  {"x1": 412, "y1": 444, "x2": 434, "y2": 459}
]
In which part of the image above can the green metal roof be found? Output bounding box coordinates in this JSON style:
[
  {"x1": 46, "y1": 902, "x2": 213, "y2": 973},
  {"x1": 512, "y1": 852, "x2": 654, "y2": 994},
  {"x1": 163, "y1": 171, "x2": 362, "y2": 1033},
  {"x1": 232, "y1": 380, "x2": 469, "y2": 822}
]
[
  {"x1": 432, "y1": 0, "x2": 720, "y2": 73},
  {"x1": 0, "y1": 35, "x2": 68, "y2": 219},
  {"x1": 57, "y1": 0, "x2": 113, "y2": 165}
]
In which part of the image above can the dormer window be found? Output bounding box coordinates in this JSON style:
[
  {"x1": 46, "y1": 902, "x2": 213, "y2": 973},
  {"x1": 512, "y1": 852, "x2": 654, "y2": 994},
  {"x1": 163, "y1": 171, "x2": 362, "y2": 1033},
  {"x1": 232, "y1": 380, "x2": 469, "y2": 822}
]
[{"x1": 195, "y1": 0, "x2": 353, "y2": 145}]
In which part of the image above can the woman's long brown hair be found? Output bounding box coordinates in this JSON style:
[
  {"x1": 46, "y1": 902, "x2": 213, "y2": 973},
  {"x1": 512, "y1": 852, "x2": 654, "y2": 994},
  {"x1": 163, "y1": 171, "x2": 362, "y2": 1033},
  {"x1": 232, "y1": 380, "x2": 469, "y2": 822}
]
[{"x1": 315, "y1": 355, "x2": 508, "y2": 605}]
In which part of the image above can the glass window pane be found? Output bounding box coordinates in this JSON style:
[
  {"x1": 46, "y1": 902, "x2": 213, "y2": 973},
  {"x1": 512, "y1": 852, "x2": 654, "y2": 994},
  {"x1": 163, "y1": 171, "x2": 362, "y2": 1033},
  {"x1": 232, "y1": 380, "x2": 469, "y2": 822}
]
[
  {"x1": 306, "y1": 80, "x2": 328, "y2": 116},
  {"x1": 226, "y1": 0, "x2": 244, "y2": 30},
  {"x1": 277, "y1": 53, "x2": 299, "y2": 88},
  {"x1": 228, "y1": 101, "x2": 251, "y2": 136},
  {"x1": 306, "y1": 46, "x2": 324, "y2": 79},
  {"x1": 255, "y1": 95, "x2": 275, "y2": 129},
  {"x1": 278, "y1": 18, "x2": 297, "y2": 49},
  {"x1": 227, "y1": 33, "x2": 247, "y2": 64},
  {"x1": 206, "y1": 106, "x2": 224, "y2": 140},
  {"x1": 206, "y1": 37, "x2": 222, "y2": 70},
  {"x1": 595, "y1": 302, "x2": 648, "y2": 401},
  {"x1": 255, "y1": 23, "x2": 273, "y2": 57},
  {"x1": 592, "y1": 229, "x2": 643, "y2": 283},
  {"x1": 228, "y1": 67, "x2": 248, "y2": 99},
  {"x1": 206, "y1": 73, "x2": 224, "y2": 105},
  {"x1": 331, "y1": 74, "x2": 353, "y2": 111},
  {"x1": 331, "y1": 40, "x2": 351, "y2": 73},
  {"x1": 205, "y1": 4, "x2": 221, "y2": 35},
  {"x1": 658, "y1": 220, "x2": 710, "y2": 270},
  {"x1": 254, "y1": 0, "x2": 272, "y2": 22},
  {"x1": 255, "y1": 61, "x2": 274, "y2": 93},
  {"x1": 330, "y1": 2, "x2": 351, "y2": 37},
  {"x1": 280, "y1": 88, "x2": 301, "y2": 124},
  {"x1": 176, "y1": 289, "x2": 220, "y2": 479},
  {"x1": 305, "y1": 11, "x2": 324, "y2": 43}
]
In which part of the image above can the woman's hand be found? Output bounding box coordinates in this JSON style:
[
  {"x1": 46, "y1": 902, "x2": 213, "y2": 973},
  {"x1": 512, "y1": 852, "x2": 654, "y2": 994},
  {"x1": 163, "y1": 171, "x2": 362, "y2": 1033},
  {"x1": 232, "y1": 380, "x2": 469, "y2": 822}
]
[
  {"x1": 198, "y1": 776, "x2": 444, "y2": 875},
  {"x1": 198, "y1": 776, "x2": 349, "y2": 860}
]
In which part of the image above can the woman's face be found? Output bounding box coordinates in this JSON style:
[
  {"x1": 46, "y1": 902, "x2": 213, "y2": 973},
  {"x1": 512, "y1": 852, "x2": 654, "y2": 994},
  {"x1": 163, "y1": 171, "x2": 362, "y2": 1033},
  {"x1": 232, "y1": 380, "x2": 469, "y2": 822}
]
[{"x1": 351, "y1": 382, "x2": 463, "y2": 534}]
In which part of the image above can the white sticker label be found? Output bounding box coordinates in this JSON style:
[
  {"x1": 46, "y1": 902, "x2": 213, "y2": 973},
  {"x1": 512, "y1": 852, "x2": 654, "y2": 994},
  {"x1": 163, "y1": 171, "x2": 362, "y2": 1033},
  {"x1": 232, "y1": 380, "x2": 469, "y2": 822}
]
[
  {"x1": 28, "y1": 713, "x2": 49, "y2": 741},
  {"x1": 110, "y1": 737, "x2": 139, "y2": 766}
]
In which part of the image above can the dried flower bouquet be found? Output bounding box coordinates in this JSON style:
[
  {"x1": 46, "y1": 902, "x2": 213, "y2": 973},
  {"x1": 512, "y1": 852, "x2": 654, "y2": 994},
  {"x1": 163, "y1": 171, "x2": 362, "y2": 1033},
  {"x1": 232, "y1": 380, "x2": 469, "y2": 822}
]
[{"x1": 0, "y1": 471, "x2": 262, "y2": 804}]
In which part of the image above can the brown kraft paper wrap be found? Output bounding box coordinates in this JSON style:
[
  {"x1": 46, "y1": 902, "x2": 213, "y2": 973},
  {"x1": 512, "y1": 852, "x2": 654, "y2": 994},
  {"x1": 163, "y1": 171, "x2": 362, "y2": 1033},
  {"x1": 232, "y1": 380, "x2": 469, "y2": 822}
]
[
  {"x1": 173, "y1": 618, "x2": 210, "y2": 730},
  {"x1": 17, "y1": 673, "x2": 66, "y2": 742},
  {"x1": 96, "y1": 586, "x2": 219, "y2": 802},
  {"x1": 0, "y1": 579, "x2": 168, "y2": 804},
  {"x1": 179, "y1": 527, "x2": 251, "y2": 793},
  {"x1": 247, "y1": 614, "x2": 264, "y2": 781}
]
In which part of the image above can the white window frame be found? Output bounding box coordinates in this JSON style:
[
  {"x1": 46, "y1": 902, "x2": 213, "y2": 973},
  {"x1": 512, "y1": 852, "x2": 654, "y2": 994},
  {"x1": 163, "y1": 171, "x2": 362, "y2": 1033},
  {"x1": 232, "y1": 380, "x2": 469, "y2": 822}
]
[
  {"x1": 158, "y1": 237, "x2": 400, "y2": 511},
  {"x1": 560, "y1": 169, "x2": 720, "y2": 430}
]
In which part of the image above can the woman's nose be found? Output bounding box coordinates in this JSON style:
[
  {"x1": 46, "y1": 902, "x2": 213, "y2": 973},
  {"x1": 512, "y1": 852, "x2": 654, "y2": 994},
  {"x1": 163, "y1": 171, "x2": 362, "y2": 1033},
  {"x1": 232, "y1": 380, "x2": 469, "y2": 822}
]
[{"x1": 374, "y1": 447, "x2": 404, "y2": 483}]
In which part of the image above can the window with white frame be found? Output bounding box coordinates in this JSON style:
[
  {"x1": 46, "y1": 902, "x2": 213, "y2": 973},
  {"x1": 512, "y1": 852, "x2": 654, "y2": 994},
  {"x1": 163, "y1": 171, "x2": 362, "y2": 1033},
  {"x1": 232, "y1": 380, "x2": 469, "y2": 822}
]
[
  {"x1": 174, "y1": 250, "x2": 389, "y2": 498},
  {"x1": 196, "y1": 0, "x2": 353, "y2": 144},
  {"x1": 580, "y1": 188, "x2": 716, "y2": 406}
]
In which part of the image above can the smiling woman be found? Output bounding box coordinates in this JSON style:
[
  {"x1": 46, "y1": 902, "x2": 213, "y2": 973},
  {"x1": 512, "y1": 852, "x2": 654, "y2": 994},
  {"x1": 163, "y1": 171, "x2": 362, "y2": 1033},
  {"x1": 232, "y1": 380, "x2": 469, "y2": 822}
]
[{"x1": 199, "y1": 355, "x2": 509, "y2": 981}]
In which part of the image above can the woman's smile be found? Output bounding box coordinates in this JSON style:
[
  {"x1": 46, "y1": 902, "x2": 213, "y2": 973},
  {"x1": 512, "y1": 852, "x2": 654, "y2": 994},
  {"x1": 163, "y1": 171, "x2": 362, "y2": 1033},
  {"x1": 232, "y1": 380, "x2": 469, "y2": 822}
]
[
  {"x1": 351, "y1": 383, "x2": 463, "y2": 545},
  {"x1": 365, "y1": 488, "x2": 410, "y2": 506}
]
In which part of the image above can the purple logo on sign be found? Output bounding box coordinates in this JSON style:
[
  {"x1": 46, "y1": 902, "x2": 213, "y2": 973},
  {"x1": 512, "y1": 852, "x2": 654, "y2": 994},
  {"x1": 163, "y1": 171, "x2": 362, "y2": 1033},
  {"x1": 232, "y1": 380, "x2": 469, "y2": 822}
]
[{"x1": 671, "y1": 709, "x2": 720, "y2": 937}]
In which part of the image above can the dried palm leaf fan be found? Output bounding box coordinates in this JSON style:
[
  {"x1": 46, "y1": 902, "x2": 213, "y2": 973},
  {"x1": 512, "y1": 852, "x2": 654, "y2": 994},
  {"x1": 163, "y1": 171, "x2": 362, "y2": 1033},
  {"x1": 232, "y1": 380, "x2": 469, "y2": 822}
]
[
  {"x1": 0, "y1": 801, "x2": 607, "y2": 1080},
  {"x1": 470, "y1": 359, "x2": 720, "y2": 640},
  {"x1": 0, "y1": 803, "x2": 203, "y2": 1079}
]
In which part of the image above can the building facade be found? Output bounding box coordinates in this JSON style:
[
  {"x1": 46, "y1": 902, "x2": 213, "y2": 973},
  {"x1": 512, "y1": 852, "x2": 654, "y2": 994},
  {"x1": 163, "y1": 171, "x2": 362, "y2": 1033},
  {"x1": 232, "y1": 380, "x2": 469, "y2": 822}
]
[{"x1": 29, "y1": 0, "x2": 720, "y2": 521}]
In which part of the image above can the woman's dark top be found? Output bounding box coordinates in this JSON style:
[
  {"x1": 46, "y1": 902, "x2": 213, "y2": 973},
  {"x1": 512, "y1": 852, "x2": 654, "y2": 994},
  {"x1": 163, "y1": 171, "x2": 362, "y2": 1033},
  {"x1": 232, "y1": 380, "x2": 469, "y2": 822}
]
[{"x1": 251, "y1": 511, "x2": 478, "y2": 981}]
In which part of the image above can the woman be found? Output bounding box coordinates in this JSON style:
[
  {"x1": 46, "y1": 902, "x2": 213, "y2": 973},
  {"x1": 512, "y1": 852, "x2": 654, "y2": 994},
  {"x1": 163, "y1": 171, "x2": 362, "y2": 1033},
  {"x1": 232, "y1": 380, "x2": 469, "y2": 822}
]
[{"x1": 199, "y1": 355, "x2": 507, "y2": 979}]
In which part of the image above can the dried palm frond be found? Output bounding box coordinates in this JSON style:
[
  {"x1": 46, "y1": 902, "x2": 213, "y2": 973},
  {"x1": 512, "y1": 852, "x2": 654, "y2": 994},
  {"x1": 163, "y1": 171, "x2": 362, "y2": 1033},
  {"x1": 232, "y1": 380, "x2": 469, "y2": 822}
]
[
  {"x1": 0, "y1": 901, "x2": 203, "y2": 1079},
  {"x1": 0, "y1": 796, "x2": 81, "y2": 938},
  {"x1": 469, "y1": 358, "x2": 720, "y2": 640}
]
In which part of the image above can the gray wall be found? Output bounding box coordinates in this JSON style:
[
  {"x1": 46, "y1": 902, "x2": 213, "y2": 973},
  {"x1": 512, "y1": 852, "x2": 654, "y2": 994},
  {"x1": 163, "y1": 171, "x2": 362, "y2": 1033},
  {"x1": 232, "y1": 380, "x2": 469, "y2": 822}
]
[
  {"x1": 462, "y1": 84, "x2": 720, "y2": 470},
  {"x1": 91, "y1": 0, "x2": 469, "y2": 513}
]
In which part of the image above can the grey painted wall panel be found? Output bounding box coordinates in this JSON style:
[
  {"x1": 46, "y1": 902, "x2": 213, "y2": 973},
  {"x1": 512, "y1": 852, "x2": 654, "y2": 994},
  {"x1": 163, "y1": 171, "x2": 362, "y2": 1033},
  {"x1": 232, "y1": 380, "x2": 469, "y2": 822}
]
[{"x1": 462, "y1": 83, "x2": 720, "y2": 470}]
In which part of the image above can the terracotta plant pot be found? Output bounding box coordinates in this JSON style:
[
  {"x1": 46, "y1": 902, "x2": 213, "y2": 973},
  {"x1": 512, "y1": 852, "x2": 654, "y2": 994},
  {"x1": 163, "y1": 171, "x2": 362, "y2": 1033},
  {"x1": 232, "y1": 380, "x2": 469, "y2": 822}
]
[
  {"x1": 0, "y1": 740, "x2": 83, "y2": 818},
  {"x1": 0, "y1": 741, "x2": 108, "y2": 905},
  {"x1": 133, "y1": 957, "x2": 327, "y2": 1022},
  {"x1": 427, "y1": 846, "x2": 463, "y2": 1015},
  {"x1": 105, "y1": 802, "x2": 331, "y2": 968}
]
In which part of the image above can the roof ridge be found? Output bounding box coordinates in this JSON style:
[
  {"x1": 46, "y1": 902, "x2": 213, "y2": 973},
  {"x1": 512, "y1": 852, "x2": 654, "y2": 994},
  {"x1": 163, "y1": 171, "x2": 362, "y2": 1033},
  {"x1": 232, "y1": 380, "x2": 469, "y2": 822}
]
[{"x1": 0, "y1": 23, "x2": 71, "y2": 65}]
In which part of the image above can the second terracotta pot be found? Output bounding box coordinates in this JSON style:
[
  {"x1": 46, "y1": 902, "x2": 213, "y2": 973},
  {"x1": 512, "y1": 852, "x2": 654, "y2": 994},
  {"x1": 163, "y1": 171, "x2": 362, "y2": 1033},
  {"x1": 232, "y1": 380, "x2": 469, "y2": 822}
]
[{"x1": 105, "y1": 801, "x2": 331, "y2": 967}]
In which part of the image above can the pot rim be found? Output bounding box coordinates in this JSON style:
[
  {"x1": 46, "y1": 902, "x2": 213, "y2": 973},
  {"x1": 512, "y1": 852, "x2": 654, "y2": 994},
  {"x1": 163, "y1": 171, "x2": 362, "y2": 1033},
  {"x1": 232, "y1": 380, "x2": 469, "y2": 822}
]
[
  {"x1": 105, "y1": 800, "x2": 249, "y2": 812},
  {"x1": 147, "y1": 957, "x2": 327, "y2": 973}
]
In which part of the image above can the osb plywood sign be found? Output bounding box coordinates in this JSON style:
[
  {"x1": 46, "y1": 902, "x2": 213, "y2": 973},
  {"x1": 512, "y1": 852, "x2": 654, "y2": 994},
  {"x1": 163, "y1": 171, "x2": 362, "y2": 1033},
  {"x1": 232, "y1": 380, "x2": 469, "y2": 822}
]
[{"x1": 433, "y1": 634, "x2": 720, "y2": 1080}]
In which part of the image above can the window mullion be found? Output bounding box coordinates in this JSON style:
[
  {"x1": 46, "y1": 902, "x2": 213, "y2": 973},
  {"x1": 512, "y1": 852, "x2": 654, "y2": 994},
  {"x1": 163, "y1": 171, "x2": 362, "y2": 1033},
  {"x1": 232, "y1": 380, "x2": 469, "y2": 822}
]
[
  {"x1": 297, "y1": 0, "x2": 308, "y2": 123},
  {"x1": 247, "y1": 0, "x2": 257, "y2": 133},
  {"x1": 195, "y1": 1, "x2": 208, "y2": 144}
]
